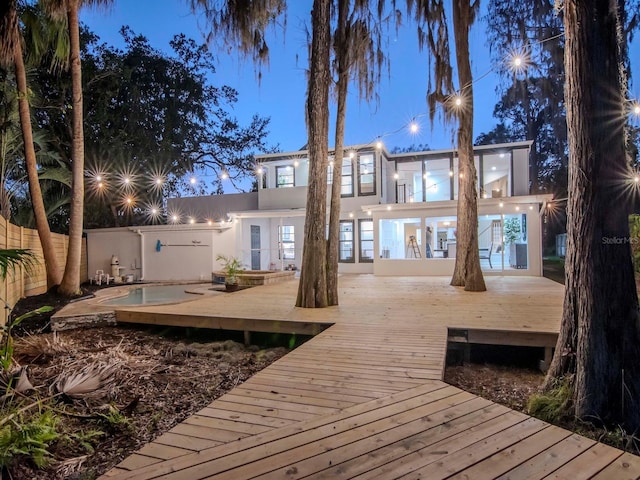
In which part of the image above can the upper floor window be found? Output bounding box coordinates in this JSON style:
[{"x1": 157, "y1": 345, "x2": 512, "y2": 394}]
[
  {"x1": 339, "y1": 220, "x2": 354, "y2": 262},
  {"x1": 276, "y1": 165, "x2": 295, "y2": 188},
  {"x1": 278, "y1": 225, "x2": 295, "y2": 259},
  {"x1": 358, "y1": 154, "x2": 375, "y2": 195},
  {"x1": 327, "y1": 158, "x2": 354, "y2": 196},
  {"x1": 342, "y1": 158, "x2": 354, "y2": 196}
]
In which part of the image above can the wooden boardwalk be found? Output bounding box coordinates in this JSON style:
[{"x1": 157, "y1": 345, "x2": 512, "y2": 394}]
[{"x1": 101, "y1": 276, "x2": 640, "y2": 479}]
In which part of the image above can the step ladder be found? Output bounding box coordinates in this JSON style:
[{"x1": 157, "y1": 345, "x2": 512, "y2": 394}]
[{"x1": 406, "y1": 235, "x2": 421, "y2": 258}]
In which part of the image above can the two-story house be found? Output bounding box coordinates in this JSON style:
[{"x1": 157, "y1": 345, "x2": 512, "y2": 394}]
[{"x1": 85, "y1": 141, "x2": 552, "y2": 281}]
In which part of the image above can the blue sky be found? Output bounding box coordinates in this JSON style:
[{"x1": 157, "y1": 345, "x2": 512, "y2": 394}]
[{"x1": 82, "y1": 1, "x2": 639, "y2": 155}]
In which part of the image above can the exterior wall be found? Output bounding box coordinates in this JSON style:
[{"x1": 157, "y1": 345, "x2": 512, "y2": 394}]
[
  {"x1": 86, "y1": 225, "x2": 237, "y2": 282},
  {"x1": 167, "y1": 192, "x2": 258, "y2": 223},
  {"x1": 1, "y1": 217, "x2": 87, "y2": 326},
  {"x1": 258, "y1": 186, "x2": 307, "y2": 210},
  {"x1": 143, "y1": 229, "x2": 234, "y2": 281},
  {"x1": 87, "y1": 228, "x2": 141, "y2": 281}
]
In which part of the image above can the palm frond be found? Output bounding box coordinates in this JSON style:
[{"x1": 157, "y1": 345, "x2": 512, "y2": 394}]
[
  {"x1": 0, "y1": 248, "x2": 35, "y2": 279},
  {"x1": 38, "y1": 166, "x2": 72, "y2": 187},
  {"x1": 52, "y1": 362, "x2": 119, "y2": 399}
]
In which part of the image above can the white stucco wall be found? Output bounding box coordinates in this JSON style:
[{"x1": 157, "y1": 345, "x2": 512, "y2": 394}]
[
  {"x1": 86, "y1": 228, "x2": 142, "y2": 280},
  {"x1": 86, "y1": 224, "x2": 238, "y2": 282}
]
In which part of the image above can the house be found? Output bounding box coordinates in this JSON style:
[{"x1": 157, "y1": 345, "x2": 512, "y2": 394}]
[{"x1": 85, "y1": 141, "x2": 552, "y2": 281}]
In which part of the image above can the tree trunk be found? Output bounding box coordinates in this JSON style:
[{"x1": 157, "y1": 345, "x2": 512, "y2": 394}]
[
  {"x1": 326, "y1": 0, "x2": 350, "y2": 307},
  {"x1": 544, "y1": 0, "x2": 640, "y2": 431},
  {"x1": 296, "y1": 0, "x2": 330, "y2": 308},
  {"x1": 58, "y1": 0, "x2": 85, "y2": 296},
  {"x1": 14, "y1": 29, "x2": 62, "y2": 288},
  {"x1": 450, "y1": 0, "x2": 485, "y2": 292}
]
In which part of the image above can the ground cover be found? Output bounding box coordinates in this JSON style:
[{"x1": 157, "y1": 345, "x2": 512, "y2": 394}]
[
  {"x1": 3, "y1": 266, "x2": 639, "y2": 478},
  {"x1": 2, "y1": 286, "x2": 289, "y2": 479}
]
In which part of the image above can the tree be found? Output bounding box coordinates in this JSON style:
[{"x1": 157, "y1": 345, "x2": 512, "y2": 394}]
[
  {"x1": 326, "y1": 0, "x2": 391, "y2": 305},
  {"x1": 543, "y1": 0, "x2": 640, "y2": 431},
  {"x1": 296, "y1": 0, "x2": 331, "y2": 308},
  {"x1": 409, "y1": 0, "x2": 485, "y2": 291},
  {"x1": 483, "y1": 0, "x2": 566, "y2": 196},
  {"x1": 76, "y1": 29, "x2": 274, "y2": 228},
  {"x1": 42, "y1": 0, "x2": 113, "y2": 296},
  {"x1": 0, "y1": 0, "x2": 62, "y2": 288}
]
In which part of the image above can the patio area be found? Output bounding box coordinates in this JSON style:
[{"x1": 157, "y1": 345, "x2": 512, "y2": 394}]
[{"x1": 96, "y1": 275, "x2": 639, "y2": 479}]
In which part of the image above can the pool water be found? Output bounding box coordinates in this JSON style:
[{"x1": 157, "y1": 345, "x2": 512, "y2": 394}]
[{"x1": 101, "y1": 285, "x2": 201, "y2": 306}]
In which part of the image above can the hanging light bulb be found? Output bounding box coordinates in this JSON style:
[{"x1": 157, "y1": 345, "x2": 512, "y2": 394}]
[
  {"x1": 409, "y1": 122, "x2": 419, "y2": 134},
  {"x1": 190, "y1": 176, "x2": 197, "y2": 184}
]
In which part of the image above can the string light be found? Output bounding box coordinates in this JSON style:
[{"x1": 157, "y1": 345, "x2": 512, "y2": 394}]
[
  {"x1": 190, "y1": 176, "x2": 197, "y2": 184},
  {"x1": 409, "y1": 121, "x2": 419, "y2": 134},
  {"x1": 220, "y1": 172, "x2": 229, "y2": 180}
]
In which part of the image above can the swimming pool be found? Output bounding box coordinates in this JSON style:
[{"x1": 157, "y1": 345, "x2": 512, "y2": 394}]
[{"x1": 101, "y1": 285, "x2": 202, "y2": 306}]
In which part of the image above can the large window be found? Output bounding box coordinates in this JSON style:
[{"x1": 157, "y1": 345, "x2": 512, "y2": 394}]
[
  {"x1": 379, "y1": 217, "x2": 421, "y2": 259},
  {"x1": 395, "y1": 160, "x2": 423, "y2": 203},
  {"x1": 423, "y1": 158, "x2": 452, "y2": 201},
  {"x1": 276, "y1": 165, "x2": 295, "y2": 188},
  {"x1": 278, "y1": 225, "x2": 295, "y2": 259},
  {"x1": 482, "y1": 153, "x2": 511, "y2": 198},
  {"x1": 359, "y1": 220, "x2": 374, "y2": 262},
  {"x1": 424, "y1": 216, "x2": 457, "y2": 258},
  {"x1": 358, "y1": 154, "x2": 375, "y2": 195},
  {"x1": 339, "y1": 220, "x2": 354, "y2": 262}
]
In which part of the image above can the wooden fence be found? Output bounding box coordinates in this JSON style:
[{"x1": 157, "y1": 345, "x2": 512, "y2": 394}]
[{"x1": 1, "y1": 216, "x2": 87, "y2": 325}]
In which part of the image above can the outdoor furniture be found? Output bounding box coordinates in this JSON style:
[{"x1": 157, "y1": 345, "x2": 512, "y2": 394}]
[{"x1": 479, "y1": 242, "x2": 493, "y2": 268}]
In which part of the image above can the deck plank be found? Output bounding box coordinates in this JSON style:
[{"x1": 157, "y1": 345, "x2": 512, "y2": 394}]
[{"x1": 96, "y1": 276, "x2": 639, "y2": 479}]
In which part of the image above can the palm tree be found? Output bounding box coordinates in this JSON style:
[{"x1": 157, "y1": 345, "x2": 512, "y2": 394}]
[
  {"x1": 42, "y1": 0, "x2": 114, "y2": 296},
  {"x1": 0, "y1": 0, "x2": 62, "y2": 288},
  {"x1": 408, "y1": 0, "x2": 485, "y2": 292}
]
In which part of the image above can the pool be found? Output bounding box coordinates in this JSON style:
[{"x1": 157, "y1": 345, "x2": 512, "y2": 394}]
[{"x1": 101, "y1": 285, "x2": 202, "y2": 306}]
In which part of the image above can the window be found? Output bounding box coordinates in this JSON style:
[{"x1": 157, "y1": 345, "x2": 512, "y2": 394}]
[
  {"x1": 423, "y1": 158, "x2": 452, "y2": 202},
  {"x1": 358, "y1": 154, "x2": 375, "y2": 195},
  {"x1": 339, "y1": 221, "x2": 354, "y2": 262},
  {"x1": 276, "y1": 165, "x2": 295, "y2": 188},
  {"x1": 379, "y1": 218, "x2": 421, "y2": 259},
  {"x1": 359, "y1": 219, "x2": 374, "y2": 262},
  {"x1": 482, "y1": 153, "x2": 511, "y2": 199},
  {"x1": 327, "y1": 158, "x2": 353, "y2": 196},
  {"x1": 278, "y1": 225, "x2": 295, "y2": 259},
  {"x1": 342, "y1": 158, "x2": 354, "y2": 196}
]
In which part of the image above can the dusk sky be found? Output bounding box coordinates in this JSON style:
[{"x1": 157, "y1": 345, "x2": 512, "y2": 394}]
[{"x1": 82, "y1": 1, "x2": 639, "y2": 155}]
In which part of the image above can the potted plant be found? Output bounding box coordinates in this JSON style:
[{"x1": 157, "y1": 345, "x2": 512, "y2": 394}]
[{"x1": 216, "y1": 255, "x2": 244, "y2": 291}]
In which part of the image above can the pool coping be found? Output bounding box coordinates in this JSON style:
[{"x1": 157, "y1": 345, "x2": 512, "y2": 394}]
[{"x1": 51, "y1": 282, "x2": 219, "y2": 331}]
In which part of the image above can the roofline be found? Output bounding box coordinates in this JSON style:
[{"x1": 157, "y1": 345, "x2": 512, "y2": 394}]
[
  {"x1": 387, "y1": 140, "x2": 533, "y2": 159},
  {"x1": 255, "y1": 140, "x2": 533, "y2": 162},
  {"x1": 255, "y1": 143, "x2": 386, "y2": 161}
]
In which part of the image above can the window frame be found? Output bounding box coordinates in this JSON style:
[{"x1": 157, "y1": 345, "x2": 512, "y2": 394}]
[
  {"x1": 339, "y1": 220, "x2": 355, "y2": 263},
  {"x1": 278, "y1": 225, "x2": 295, "y2": 260},
  {"x1": 276, "y1": 165, "x2": 295, "y2": 188},
  {"x1": 357, "y1": 153, "x2": 376, "y2": 196},
  {"x1": 358, "y1": 219, "x2": 374, "y2": 263}
]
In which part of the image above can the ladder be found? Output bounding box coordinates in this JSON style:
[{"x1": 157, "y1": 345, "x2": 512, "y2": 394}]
[{"x1": 406, "y1": 235, "x2": 421, "y2": 258}]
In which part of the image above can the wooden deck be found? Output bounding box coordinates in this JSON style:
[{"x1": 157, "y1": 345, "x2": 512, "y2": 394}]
[{"x1": 101, "y1": 276, "x2": 640, "y2": 479}]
